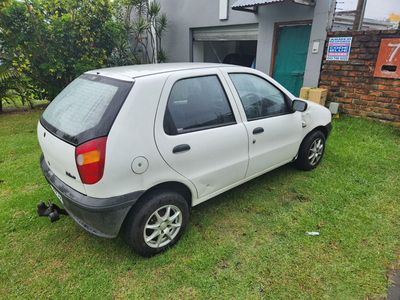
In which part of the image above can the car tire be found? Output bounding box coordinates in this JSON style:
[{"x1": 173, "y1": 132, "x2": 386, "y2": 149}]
[
  {"x1": 296, "y1": 130, "x2": 326, "y2": 171},
  {"x1": 124, "y1": 190, "x2": 189, "y2": 257}
]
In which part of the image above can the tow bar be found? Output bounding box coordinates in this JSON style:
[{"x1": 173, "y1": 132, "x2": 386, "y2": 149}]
[{"x1": 37, "y1": 200, "x2": 68, "y2": 222}]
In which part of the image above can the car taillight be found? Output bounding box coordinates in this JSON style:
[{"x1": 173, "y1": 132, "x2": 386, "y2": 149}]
[{"x1": 75, "y1": 137, "x2": 107, "y2": 185}]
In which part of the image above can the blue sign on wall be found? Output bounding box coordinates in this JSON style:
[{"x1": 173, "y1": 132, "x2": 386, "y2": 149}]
[{"x1": 326, "y1": 37, "x2": 352, "y2": 61}]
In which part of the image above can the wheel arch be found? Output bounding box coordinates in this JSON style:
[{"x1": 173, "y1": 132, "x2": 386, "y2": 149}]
[
  {"x1": 134, "y1": 181, "x2": 193, "y2": 211},
  {"x1": 307, "y1": 125, "x2": 329, "y2": 140},
  {"x1": 147, "y1": 181, "x2": 192, "y2": 207},
  {"x1": 296, "y1": 126, "x2": 327, "y2": 156}
]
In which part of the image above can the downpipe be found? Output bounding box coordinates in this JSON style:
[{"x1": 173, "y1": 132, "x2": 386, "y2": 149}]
[{"x1": 37, "y1": 200, "x2": 69, "y2": 222}]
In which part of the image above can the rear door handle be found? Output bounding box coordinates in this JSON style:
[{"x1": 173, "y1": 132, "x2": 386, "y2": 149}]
[
  {"x1": 253, "y1": 127, "x2": 264, "y2": 134},
  {"x1": 172, "y1": 144, "x2": 191, "y2": 154}
]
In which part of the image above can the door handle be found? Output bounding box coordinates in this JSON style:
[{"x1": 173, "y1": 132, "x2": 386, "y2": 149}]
[
  {"x1": 253, "y1": 127, "x2": 264, "y2": 134},
  {"x1": 172, "y1": 144, "x2": 191, "y2": 154}
]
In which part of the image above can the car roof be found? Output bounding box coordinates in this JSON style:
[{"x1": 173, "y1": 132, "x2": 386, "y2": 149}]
[{"x1": 85, "y1": 63, "x2": 240, "y2": 81}]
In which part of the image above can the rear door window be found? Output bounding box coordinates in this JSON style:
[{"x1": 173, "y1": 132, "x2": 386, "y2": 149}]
[
  {"x1": 41, "y1": 74, "x2": 133, "y2": 145},
  {"x1": 163, "y1": 75, "x2": 236, "y2": 135}
]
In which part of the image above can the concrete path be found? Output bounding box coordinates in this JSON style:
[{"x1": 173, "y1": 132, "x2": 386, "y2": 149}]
[{"x1": 387, "y1": 269, "x2": 400, "y2": 300}]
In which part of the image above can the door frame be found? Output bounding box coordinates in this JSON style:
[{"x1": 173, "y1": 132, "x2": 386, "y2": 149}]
[{"x1": 270, "y1": 20, "x2": 312, "y2": 78}]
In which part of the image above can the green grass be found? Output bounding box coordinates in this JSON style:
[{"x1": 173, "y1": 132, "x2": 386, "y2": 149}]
[{"x1": 1, "y1": 110, "x2": 400, "y2": 299}]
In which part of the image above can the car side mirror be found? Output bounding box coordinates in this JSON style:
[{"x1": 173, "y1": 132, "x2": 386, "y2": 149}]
[{"x1": 292, "y1": 100, "x2": 308, "y2": 112}]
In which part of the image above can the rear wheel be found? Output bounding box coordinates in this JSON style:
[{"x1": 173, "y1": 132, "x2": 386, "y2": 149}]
[
  {"x1": 296, "y1": 131, "x2": 325, "y2": 171},
  {"x1": 124, "y1": 190, "x2": 189, "y2": 257}
]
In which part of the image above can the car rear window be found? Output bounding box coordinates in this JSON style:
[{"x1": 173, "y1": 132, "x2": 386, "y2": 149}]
[{"x1": 41, "y1": 74, "x2": 133, "y2": 145}]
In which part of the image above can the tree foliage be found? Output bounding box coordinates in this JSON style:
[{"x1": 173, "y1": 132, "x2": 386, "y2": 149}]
[
  {"x1": 0, "y1": 0, "x2": 117, "y2": 99},
  {"x1": 0, "y1": 0, "x2": 169, "y2": 101}
]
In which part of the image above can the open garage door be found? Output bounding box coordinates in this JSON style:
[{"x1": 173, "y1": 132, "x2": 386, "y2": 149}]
[{"x1": 192, "y1": 24, "x2": 258, "y2": 67}]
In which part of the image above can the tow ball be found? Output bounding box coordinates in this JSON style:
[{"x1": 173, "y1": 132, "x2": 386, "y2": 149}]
[{"x1": 37, "y1": 200, "x2": 68, "y2": 222}]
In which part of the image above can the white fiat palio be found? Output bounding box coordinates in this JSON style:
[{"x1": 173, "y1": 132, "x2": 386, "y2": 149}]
[{"x1": 37, "y1": 63, "x2": 332, "y2": 256}]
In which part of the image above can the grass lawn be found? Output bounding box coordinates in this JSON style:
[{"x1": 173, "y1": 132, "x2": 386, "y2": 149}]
[{"x1": 1, "y1": 109, "x2": 399, "y2": 299}]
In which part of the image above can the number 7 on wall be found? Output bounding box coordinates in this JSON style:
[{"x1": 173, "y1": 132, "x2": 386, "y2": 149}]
[
  {"x1": 388, "y1": 43, "x2": 400, "y2": 62},
  {"x1": 373, "y1": 38, "x2": 400, "y2": 78}
]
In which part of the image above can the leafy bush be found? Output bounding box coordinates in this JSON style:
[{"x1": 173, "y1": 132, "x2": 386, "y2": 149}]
[
  {"x1": 0, "y1": 0, "x2": 169, "y2": 101},
  {"x1": 0, "y1": 0, "x2": 117, "y2": 100}
]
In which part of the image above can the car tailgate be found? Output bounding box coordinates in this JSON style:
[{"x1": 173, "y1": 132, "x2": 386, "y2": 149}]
[{"x1": 37, "y1": 122, "x2": 86, "y2": 194}]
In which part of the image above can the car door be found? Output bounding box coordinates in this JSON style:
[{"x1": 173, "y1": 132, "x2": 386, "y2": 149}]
[
  {"x1": 154, "y1": 69, "x2": 249, "y2": 199},
  {"x1": 223, "y1": 70, "x2": 303, "y2": 178}
]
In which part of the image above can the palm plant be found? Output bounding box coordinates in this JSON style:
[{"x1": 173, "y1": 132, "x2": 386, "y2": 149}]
[{"x1": 109, "y1": 0, "x2": 169, "y2": 65}]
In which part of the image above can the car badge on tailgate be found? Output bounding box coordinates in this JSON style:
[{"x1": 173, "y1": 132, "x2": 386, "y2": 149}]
[{"x1": 66, "y1": 171, "x2": 76, "y2": 179}]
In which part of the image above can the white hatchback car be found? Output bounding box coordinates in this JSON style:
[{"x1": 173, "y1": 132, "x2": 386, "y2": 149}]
[{"x1": 37, "y1": 63, "x2": 332, "y2": 256}]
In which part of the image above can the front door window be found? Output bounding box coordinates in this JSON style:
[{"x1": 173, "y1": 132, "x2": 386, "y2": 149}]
[{"x1": 229, "y1": 73, "x2": 291, "y2": 120}]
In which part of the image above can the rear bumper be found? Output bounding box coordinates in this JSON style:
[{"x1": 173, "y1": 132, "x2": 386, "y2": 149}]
[{"x1": 40, "y1": 154, "x2": 144, "y2": 238}]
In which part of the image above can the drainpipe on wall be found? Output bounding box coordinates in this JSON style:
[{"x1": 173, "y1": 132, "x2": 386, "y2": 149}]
[
  {"x1": 327, "y1": 0, "x2": 336, "y2": 32},
  {"x1": 149, "y1": 0, "x2": 158, "y2": 63},
  {"x1": 353, "y1": 0, "x2": 367, "y2": 31}
]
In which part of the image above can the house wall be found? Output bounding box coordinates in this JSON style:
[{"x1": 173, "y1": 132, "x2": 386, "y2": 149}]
[
  {"x1": 159, "y1": 0, "x2": 333, "y2": 89},
  {"x1": 159, "y1": 0, "x2": 258, "y2": 63},
  {"x1": 319, "y1": 30, "x2": 400, "y2": 127}
]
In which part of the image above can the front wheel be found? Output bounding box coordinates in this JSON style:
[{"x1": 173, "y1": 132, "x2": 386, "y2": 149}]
[
  {"x1": 124, "y1": 190, "x2": 189, "y2": 257},
  {"x1": 296, "y1": 131, "x2": 326, "y2": 171}
]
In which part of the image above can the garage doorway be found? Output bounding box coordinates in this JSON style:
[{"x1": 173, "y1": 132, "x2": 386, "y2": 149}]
[
  {"x1": 271, "y1": 22, "x2": 311, "y2": 96},
  {"x1": 192, "y1": 24, "x2": 258, "y2": 67}
]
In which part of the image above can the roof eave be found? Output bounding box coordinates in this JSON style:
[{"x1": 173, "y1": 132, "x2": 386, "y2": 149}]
[
  {"x1": 231, "y1": 6, "x2": 259, "y2": 13},
  {"x1": 232, "y1": 0, "x2": 315, "y2": 12}
]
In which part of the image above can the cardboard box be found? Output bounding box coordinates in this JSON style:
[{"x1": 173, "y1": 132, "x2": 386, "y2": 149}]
[{"x1": 299, "y1": 87, "x2": 327, "y2": 106}]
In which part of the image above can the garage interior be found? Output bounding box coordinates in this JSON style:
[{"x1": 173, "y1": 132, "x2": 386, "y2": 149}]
[{"x1": 192, "y1": 24, "x2": 258, "y2": 67}]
